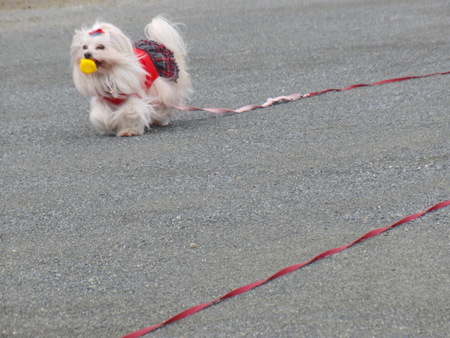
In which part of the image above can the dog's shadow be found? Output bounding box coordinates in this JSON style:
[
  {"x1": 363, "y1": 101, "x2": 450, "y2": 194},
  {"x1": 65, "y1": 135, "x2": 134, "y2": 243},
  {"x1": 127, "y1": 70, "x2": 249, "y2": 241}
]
[
  {"x1": 64, "y1": 112, "x2": 238, "y2": 140},
  {"x1": 148, "y1": 112, "x2": 237, "y2": 135}
]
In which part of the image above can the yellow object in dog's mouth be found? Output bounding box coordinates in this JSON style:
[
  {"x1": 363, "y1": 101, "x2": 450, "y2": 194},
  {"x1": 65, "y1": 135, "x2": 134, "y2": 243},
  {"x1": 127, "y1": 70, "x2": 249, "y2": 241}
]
[{"x1": 80, "y1": 58, "x2": 98, "y2": 74}]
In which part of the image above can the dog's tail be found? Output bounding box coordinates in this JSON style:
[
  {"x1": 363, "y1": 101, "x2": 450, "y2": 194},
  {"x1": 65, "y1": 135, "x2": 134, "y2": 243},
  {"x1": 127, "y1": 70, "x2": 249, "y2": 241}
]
[
  {"x1": 145, "y1": 16, "x2": 188, "y2": 64},
  {"x1": 144, "y1": 15, "x2": 192, "y2": 100}
]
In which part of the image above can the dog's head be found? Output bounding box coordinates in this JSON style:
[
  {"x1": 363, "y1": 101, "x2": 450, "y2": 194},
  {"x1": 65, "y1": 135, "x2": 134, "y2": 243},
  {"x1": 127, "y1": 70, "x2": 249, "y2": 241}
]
[
  {"x1": 71, "y1": 22, "x2": 148, "y2": 97},
  {"x1": 70, "y1": 22, "x2": 135, "y2": 74}
]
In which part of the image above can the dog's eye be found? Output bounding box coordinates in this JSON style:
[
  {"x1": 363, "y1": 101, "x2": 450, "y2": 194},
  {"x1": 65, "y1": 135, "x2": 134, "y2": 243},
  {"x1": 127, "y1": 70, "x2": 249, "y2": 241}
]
[
  {"x1": 96, "y1": 45, "x2": 105, "y2": 50},
  {"x1": 82, "y1": 45, "x2": 87, "y2": 50}
]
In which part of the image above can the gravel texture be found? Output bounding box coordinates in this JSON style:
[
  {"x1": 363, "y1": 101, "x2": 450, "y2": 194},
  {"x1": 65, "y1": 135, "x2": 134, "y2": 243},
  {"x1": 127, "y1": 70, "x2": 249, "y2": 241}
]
[{"x1": 1, "y1": 0, "x2": 449, "y2": 337}]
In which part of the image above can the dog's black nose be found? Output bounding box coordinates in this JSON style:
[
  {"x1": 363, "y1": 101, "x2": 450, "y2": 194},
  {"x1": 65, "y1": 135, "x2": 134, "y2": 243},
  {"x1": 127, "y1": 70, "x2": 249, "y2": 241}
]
[{"x1": 84, "y1": 52, "x2": 93, "y2": 59}]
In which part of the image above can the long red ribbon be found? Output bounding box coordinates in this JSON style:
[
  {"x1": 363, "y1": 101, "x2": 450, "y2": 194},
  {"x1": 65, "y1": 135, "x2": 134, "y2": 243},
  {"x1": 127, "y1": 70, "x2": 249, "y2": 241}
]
[
  {"x1": 123, "y1": 200, "x2": 450, "y2": 337},
  {"x1": 173, "y1": 71, "x2": 450, "y2": 114}
]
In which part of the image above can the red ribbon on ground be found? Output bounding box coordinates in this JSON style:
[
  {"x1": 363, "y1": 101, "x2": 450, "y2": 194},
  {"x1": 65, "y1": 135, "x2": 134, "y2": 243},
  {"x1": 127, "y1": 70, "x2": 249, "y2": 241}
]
[
  {"x1": 123, "y1": 200, "x2": 450, "y2": 337},
  {"x1": 173, "y1": 71, "x2": 450, "y2": 114}
]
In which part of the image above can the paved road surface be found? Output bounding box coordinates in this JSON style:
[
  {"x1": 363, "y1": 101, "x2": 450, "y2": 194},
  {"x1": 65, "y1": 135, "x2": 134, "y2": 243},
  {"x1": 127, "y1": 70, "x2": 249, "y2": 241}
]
[{"x1": 1, "y1": 0, "x2": 449, "y2": 337}]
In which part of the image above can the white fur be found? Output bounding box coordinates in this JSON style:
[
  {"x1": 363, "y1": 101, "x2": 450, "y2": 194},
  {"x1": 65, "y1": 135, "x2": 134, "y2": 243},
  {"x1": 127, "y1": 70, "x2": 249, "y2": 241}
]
[{"x1": 71, "y1": 16, "x2": 192, "y2": 137}]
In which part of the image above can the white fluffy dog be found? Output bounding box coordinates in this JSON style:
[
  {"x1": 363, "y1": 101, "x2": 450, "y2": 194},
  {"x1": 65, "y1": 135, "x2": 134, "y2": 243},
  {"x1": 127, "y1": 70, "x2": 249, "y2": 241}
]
[{"x1": 71, "y1": 16, "x2": 191, "y2": 137}]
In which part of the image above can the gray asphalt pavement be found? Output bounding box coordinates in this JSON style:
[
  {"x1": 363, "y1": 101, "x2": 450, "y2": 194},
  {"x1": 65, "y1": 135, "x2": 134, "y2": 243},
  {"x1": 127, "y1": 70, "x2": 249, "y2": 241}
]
[{"x1": 1, "y1": 0, "x2": 449, "y2": 337}]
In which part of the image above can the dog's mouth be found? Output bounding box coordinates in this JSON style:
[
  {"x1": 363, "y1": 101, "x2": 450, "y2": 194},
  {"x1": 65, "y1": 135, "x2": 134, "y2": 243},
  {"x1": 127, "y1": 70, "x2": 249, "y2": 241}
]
[
  {"x1": 93, "y1": 59, "x2": 103, "y2": 68},
  {"x1": 85, "y1": 57, "x2": 103, "y2": 68}
]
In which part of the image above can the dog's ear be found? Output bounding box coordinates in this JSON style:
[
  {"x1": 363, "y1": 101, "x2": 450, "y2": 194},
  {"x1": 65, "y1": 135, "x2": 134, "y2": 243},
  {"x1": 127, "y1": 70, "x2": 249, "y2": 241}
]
[
  {"x1": 70, "y1": 29, "x2": 86, "y2": 65},
  {"x1": 98, "y1": 23, "x2": 134, "y2": 54},
  {"x1": 71, "y1": 30, "x2": 83, "y2": 47},
  {"x1": 71, "y1": 28, "x2": 86, "y2": 45}
]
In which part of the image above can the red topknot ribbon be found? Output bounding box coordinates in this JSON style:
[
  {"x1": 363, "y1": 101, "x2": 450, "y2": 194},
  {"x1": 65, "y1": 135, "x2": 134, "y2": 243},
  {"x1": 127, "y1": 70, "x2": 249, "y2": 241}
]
[{"x1": 89, "y1": 28, "x2": 105, "y2": 36}]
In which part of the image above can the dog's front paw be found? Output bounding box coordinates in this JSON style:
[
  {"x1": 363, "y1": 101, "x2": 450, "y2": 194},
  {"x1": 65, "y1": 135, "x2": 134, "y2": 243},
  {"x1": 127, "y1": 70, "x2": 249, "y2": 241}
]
[{"x1": 116, "y1": 129, "x2": 143, "y2": 137}]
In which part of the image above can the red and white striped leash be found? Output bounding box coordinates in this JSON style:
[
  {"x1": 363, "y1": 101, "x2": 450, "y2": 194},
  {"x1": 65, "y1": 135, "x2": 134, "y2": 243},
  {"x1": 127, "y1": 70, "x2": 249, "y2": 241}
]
[{"x1": 173, "y1": 71, "x2": 450, "y2": 114}]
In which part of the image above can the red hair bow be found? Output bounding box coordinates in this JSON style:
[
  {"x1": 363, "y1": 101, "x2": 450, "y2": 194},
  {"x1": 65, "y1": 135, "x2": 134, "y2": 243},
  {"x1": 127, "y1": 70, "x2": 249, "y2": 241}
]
[{"x1": 89, "y1": 28, "x2": 105, "y2": 36}]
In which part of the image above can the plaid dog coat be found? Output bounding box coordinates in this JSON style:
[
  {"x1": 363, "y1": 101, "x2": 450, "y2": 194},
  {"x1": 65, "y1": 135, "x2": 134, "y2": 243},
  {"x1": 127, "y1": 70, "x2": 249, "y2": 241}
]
[
  {"x1": 103, "y1": 40, "x2": 179, "y2": 105},
  {"x1": 134, "y1": 40, "x2": 179, "y2": 82}
]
